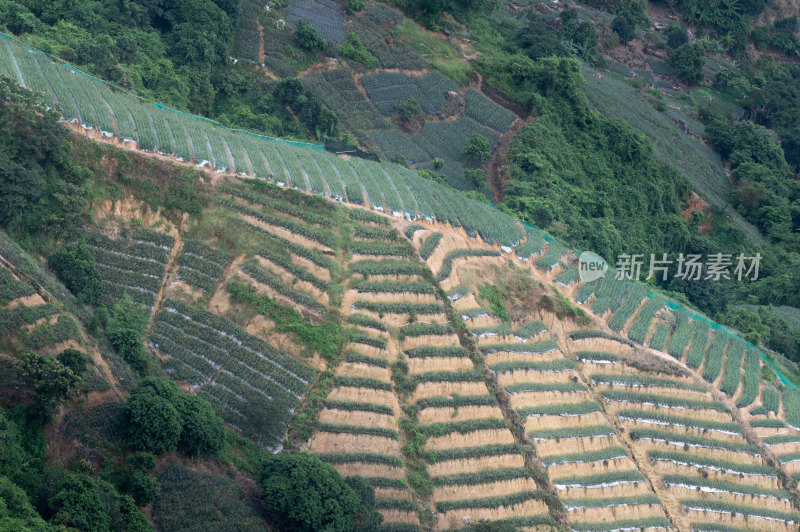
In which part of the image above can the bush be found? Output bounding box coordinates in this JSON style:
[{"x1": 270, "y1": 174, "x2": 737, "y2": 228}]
[
  {"x1": 121, "y1": 383, "x2": 182, "y2": 454},
  {"x1": 174, "y1": 393, "x2": 225, "y2": 457},
  {"x1": 665, "y1": 24, "x2": 688, "y2": 49},
  {"x1": 124, "y1": 469, "x2": 158, "y2": 506},
  {"x1": 465, "y1": 168, "x2": 487, "y2": 188},
  {"x1": 463, "y1": 135, "x2": 491, "y2": 164},
  {"x1": 57, "y1": 348, "x2": 87, "y2": 376},
  {"x1": 671, "y1": 42, "x2": 706, "y2": 83},
  {"x1": 15, "y1": 351, "x2": 82, "y2": 409},
  {"x1": 260, "y1": 453, "x2": 372, "y2": 532},
  {"x1": 49, "y1": 242, "x2": 103, "y2": 305},
  {"x1": 106, "y1": 295, "x2": 150, "y2": 375},
  {"x1": 295, "y1": 20, "x2": 326, "y2": 53},
  {"x1": 346, "y1": 0, "x2": 365, "y2": 11},
  {"x1": 339, "y1": 33, "x2": 377, "y2": 67},
  {"x1": 612, "y1": 13, "x2": 636, "y2": 43}
]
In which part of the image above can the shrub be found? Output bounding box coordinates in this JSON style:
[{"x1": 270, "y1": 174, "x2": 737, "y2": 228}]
[
  {"x1": 106, "y1": 295, "x2": 150, "y2": 375},
  {"x1": 664, "y1": 24, "x2": 688, "y2": 49},
  {"x1": 671, "y1": 42, "x2": 706, "y2": 83},
  {"x1": 121, "y1": 385, "x2": 182, "y2": 454},
  {"x1": 339, "y1": 33, "x2": 377, "y2": 67},
  {"x1": 463, "y1": 135, "x2": 491, "y2": 164},
  {"x1": 259, "y1": 453, "x2": 368, "y2": 532},
  {"x1": 295, "y1": 20, "x2": 326, "y2": 53},
  {"x1": 49, "y1": 242, "x2": 103, "y2": 305},
  {"x1": 419, "y1": 232, "x2": 442, "y2": 261},
  {"x1": 612, "y1": 13, "x2": 637, "y2": 43},
  {"x1": 174, "y1": 393, "x2": 225, "y2": 457}
]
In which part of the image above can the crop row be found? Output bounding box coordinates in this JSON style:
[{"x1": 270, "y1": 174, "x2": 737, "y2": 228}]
[
  {"x1": 666, "y1": 310, "x2": 693, "y2": 359},
  {"x1": 422, "y1": 418, "x2": 509, "y2": 437},
  {"x1": 649, "y1": 323, "x2": 671, "y2": 351},
  {"x1": 257, "y1": 248, "x2": 329, "y2": 292},
  {"x1": 571, "y1": 518, "x2": 672, "y2": 532},
  {"x1": 217, "y1": 196, "x2": 336, "y2": 249},
  {"x1": 438, "y1": 249, "x2": 502, "y2": 281},
  {"x1": 720, "y1": 340, "x2": 746, "y2": 395},
  {"x1": 529, "y1": 425, "x2": 616, "y2": 441},
  {"x1": 464, "y1": 88, "x2": 516, "y2": 132},
  {"x1": 317, "y1": 453, "x2": 402, "y2": 466},
  {"x1": 648, "y1": 450, "x2": 776, "y2": 477},
  {"x1": 413, "y1": 370, "x2": 483, "y2": 384},
  {"x1": 555, "y1": 268, "x2": 579, "y2": 286},
  {"x1": 434, "y1": 491, "x2": 547, "y2": 513},
  {"x1": 680, "y1": 500, "x2": 798, "y2": 524},
  {"x1": 749, "y1": 418, "x2": 786, "y2": 428},
  {"x1": 601, "y1": 391, "x2": 728, "y2": 412},
  {"x1": 590, "y1": 373, "x2": 706, "y2": 391},
  {"x1": 404, "y1": 225, "x2": 425, "y2": 239},
  {"x1": 471, "y1": 324, "x2": 513, "y2": 337},
  {"x1": 534, "y1": 239, "x2": 563, "y2": 270},
  {"x1": 177, "y1": 241, "x2": 228, "y2": 292},
  {"x1": 398, "y1": 323, "x2": 454, "y2": 339},
  {"x1": 419, "y1": 233, "x2": 442, "y2": 261},
  {"x1": 233, "y1": 217, "x2": 335, "y2": 271},
  {"x1": 348, "y1": 208, "x2": 391, "y2": 226},
  {"x1": 351, "y1": 301, "x2": 443, "y2": 316},
  {"x1": 784, "y1": 387, "x2": 800, "y2": 429},
  {"x1": 736, "y1": 352, "x2": 762, "y2": 408},
  {"x1": 351, "y1": 279, "x2": 434, "y2": 295},
  {"x1": 346, "y1": 352, "x2": 388, "y2": 368},
  {"x1": 608, "y1": 285, "x2": 647, "y2": 331},
  {"x1": 460, "y1": 308, "x2": 490, "y2": 320},
  {"x1": 352, "y1": 224, "x2": 399, "y2": 242},
  {"x1": 702, "y1": 332, "x2": 732, "y2": 382},
  {"x1": 240, "y1": 261, "x2": 326, "y2": 314},
  {"x1": 317, "y1": 423, "x2": 398, "y2": 440},
  {"x1": 616, "y1": 409, "x2": 744, "y2": 435},
  {"x1": 86, "y1": 232, "x2": 171, "y2": 263},
  {"x1": 515, "y1": 321, "x2": 548, "y2": 339},
  {"x1": 480, "y1": 340, "x2": 559, "y2": 355},
  {"x1": 541, "y1": 446, "x2": 628, "y2": 467},
  {"x1": 0, "y1": 303, "x2": 59, "y2": 335},
  {"x1": 684, "y1": 321, "x2": 710, "y2": 369},
  {"x1": 221, "y1": 183, "x2": 334, "y2": 227},
  {"x1": 405, "y1": 346, "x2": 468, "y2": 358},
  {"x1": 562, "y1": 495, "x2": 660, "y2": 509},
  {"x1": 516, "y1": 229, "x2": 545, "y2": 260},
  {"x1": 430, "y1": 443, "x2": 521, "y2": 463},
  {"x1": 576, "y1": 351, "x2": 620, "y2": 363},
  {"x1": 762, "y1": 387, "x2": 781, "y2": 414},
  {"x1": 334, "y1": 375, "x2": 393, "y2": 391},
  {"x1": 346, "y1": 313, "x2": 386, "y2": 331},
  {"x1": 505, "y1": 381, "x2": 587, "y2": 394},
  {"x1": 161, "y1": 299, "x2": 315, "y2": 383},
  {"x1": 589, "y1": 275, "x2": 628, "y2": 315},
  {"x1": 553, "y1": 470, "x2": 645, "y2": 488},
  {"x1": 22, "y1": 314, "x2": 79, "y2": 350},
  {"x1": 348, "y1": 259, "x2": 426, "y2": 277},
  {"x1": 490, "y1": 358, "x2": 576, "y2": 374},
  {"x1": 628, "y1": 296, "x2": 666, "y2": 344},
  {"x1": 569, "y1": 329, "x2": 634, "y2": 346},
  {"x1": 350, "y1": 333, "x2": 387, "y2": 350},
  {"x1": 416, "y1": 395, "x2": 497, "y2": 409},
  {"x1": 519, "y1": 401, "x2": 603, "y2": 418},
  {"x1": 0, "y1": 266, "x2": 35, "y2": 304},
  {"x1": 763, "y1": 434, "x2": 800, "y2": 446},
  {"x1": 351, "y1": 240, "x2": 413, "y2": 258},
  {"x1": 433, "y1": 467, "x2": 531, "y2": 487},
  {"x1": 629, "y1": 429, "x2": 759, "y2": 454}
]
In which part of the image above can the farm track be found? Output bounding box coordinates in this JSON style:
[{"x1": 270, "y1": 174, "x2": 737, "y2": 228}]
[{"x1": 150, "y1": 236, "x2": 184, "y2": 327}]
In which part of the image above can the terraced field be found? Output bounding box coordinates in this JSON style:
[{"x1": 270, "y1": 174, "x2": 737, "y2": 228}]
[{"x1": 3, "y1": 33, "x2": 800, "y2": 530}]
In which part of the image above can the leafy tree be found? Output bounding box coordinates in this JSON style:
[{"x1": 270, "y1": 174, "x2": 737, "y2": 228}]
[
  {"x1": 345, "y1": 0, "x2": 365, "y2": 11},
  {"x1": 49, "y1": 242, "x2": 103, "y2": 305},
  {"x1": 664, "y1": 24, "x2": 688, "y2": 49},
  {"x1": 0, "y1": 476, "x2": 50, "y2": 531},
  {"x1": 344, "y1": 476, "x2": 382, "y2": 531},
  {"x1": 0, "y1": 76, "x2": 90, "y2": 242},
  {"x1": 671, "y1": 42, "x2": 706, "y2": 83},
  {"x1": 15, "y1": 352, "x2": 82, "y2": 407},
  {"x1": 612, "y1": 13, "x2": 637, "y2": 43},
  {"x1": 120, "y1": 380, "x2": 182, "y2": 454},
  {"x1": 273, "y1": 78, "x2": 304, "y2": 106},
  {"x1": 106, "y1": 295, "x2": 150, "y2": 375},
  {"x1": 126, "y1": 452, "x2": 156, "y2": 473},
  {"x1": 57, "y1": 348, "x2": 87, "y2": 376},
  {"x1": 465, "y1": 168, "x2": 487, "y2": 188},
  {"x1": 49, "y1": 474, "x2": 110, "y2": 532},
  {"x1": 174, "y1": 393, "x2": 225, "y2": 457},
  {"x1": 463, "y1": 135, "x2": 491, "y2": 164},
  {"x1": 295, "y1": 20, "x2": 326, "y2": 53},
  {"x1": 259, "y1": 453, "x2": 364, "y2": 531},
  {"x1": 123, "y1": 469, "x2": 157, "y2": 506}
]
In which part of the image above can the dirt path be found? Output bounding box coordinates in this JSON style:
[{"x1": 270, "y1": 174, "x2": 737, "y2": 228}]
[
  {"x1": 257, "y1": 24, "x2": 278, "y2": 81},
  {"x1": 150, "y1": 235, "x2": 184, "y2": 328},
  {"x1": 486, "y1": 117, "x2": 527, "y2": 203}
]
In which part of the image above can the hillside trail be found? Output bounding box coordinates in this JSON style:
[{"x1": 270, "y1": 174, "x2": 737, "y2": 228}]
[
  {"x1": 257, "y1": 24, "x2": 279, "y2": 80},
  {"x1": 486, "y1": 117, "x2": 527, "y2": 203},
  {"x1": 149, "y1": 235, "x2": 184, "y2": 328}
]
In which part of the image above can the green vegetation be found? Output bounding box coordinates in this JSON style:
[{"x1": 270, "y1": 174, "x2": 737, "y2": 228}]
[
  {"x1": 648, "y1": 450, "x2": 777, "y2": 477},
  {"x1": 617, "y1": 409, "x2": 743, "y2": 434},
  {"x1": 528, "y1": 426, "x2": 615, "y2": 441},
  {"x1": 541, "y1": 447, "x2": 628, "y2": 466},
  {"x1": 630, "y1": 429, "x2": 759, "y2": 454},
  {"x1": 601, "y1": 391, "x2": 728, "y2": 412},
  {"x1": 419, "y1": 232, "x2": 442, "y2": 260},
  {"x1": 590, "y1": 374, "x2": 705, "y2": 391}
]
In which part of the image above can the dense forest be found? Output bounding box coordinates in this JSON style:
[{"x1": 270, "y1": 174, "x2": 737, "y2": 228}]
[{"x1": 1, "y1": 0, "x2": 800, "y2": 530}]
